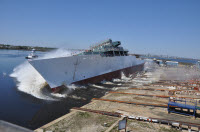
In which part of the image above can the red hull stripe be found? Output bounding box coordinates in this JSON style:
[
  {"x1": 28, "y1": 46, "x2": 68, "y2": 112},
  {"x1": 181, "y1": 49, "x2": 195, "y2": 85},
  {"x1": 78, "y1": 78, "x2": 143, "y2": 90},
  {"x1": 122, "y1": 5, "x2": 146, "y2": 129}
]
[
  {"x1": 51, "y1": 63, "x2": 144, "y2": 92},
  {"x1": 73, "y1": 63, "x2": 144, "y2": 85}
]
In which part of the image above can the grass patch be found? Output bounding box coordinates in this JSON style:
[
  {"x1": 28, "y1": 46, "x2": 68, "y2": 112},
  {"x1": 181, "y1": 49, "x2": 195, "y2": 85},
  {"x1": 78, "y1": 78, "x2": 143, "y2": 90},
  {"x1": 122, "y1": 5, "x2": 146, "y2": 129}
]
[
  {"x1": 137, "y1": 121, "x2": 151, "y2": 128},
  {"x1": 149, "y1": 107, "x2": 155, "y2": 110},
  {"x1": 77, "y1": 112, "x2": 91, "y2": 118},
  {"x1": 127, "y1": 119, "x2": 155, "y2": 131},
  {"x1": 110, "y1": 125, "x2": 118, "y2": 132},
  {"x1": 159, "y1": 126, "x2": 179, "y2": 132}
]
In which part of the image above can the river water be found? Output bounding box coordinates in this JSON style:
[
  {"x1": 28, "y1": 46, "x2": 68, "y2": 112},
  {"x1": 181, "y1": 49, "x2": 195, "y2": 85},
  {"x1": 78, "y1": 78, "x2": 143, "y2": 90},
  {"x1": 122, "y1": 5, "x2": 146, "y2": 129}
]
[{"x1": 0, "y1": 50, "x2": 45, "y2": 129}]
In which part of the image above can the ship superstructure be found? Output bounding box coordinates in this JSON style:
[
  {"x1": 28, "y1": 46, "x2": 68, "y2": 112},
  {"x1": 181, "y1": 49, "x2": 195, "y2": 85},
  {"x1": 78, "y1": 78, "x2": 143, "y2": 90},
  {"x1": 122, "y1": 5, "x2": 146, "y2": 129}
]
[
  {"x1": 79, "y1": 39, "x2": 128, "y2": 56},
  {"x1": 29, "y1": 39, "x2": 144, "y2": 92}
]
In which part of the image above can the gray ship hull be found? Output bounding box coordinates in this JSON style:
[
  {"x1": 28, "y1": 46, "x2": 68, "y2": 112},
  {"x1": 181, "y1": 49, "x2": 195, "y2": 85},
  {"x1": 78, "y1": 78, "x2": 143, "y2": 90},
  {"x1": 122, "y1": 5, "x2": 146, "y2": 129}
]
[{"x1": 29, "y1": 55, "x2": 144, "y2": 92}]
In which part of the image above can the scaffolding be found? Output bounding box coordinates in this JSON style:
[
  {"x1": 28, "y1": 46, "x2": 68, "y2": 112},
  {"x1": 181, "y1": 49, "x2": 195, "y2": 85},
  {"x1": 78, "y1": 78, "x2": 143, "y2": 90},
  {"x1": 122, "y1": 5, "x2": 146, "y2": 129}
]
[{"x1": 168, "y1": 98, "x2": 200, "y2": 118}]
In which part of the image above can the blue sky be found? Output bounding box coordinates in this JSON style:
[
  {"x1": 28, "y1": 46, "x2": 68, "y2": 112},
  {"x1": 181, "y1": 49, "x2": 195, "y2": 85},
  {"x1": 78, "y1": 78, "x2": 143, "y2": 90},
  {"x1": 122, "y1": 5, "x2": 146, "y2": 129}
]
[{"x1": 0, "y1": 0, "x2": 200, "y2": 59}]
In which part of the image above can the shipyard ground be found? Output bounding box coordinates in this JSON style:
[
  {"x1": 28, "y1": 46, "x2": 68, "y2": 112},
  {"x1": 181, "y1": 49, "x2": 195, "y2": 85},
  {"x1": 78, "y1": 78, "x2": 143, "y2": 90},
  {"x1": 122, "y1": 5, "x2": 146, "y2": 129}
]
[{"x1": 35, "y1": 65, "x2": 200, "y2": 132}]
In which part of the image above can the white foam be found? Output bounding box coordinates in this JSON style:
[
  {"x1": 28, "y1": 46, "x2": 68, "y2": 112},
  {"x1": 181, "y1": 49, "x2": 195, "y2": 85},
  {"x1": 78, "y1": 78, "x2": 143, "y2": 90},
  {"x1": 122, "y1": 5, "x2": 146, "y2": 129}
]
[
  {"x1": 90, "y1": 84, "x2": 106, "y2": 89},
  {"x1": 112, "y1": 72, "x2": 133, "y2": 83},
  {"x1": 51, "y1": 93, "x2": 68, "y2": 98},
  {"x1": 112, "y1": 78, "x2": 122, "y2": 82},
  {"x1": 63, "y1": 84, "x2": 77, "y2": 90},
  {"x1": 10, "y1": 49, "x2": 75, "y2": 100},
  {"x1": 103, "y1": 81, "x2": 115, "y2": 85},
  {"x1": 121, "y1": 72, "x2": 132, "y2": 81},
  {"x1": 40, "y1": 49, "x2": 76, "y2": 59},
  {"x1": 126, "y1": 61, "x2": 162, "y2": 86}
]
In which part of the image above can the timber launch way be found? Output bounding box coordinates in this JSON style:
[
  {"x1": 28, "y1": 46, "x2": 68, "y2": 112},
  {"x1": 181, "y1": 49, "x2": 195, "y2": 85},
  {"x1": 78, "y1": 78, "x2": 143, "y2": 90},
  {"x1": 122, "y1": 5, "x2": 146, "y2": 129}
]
[{"x1": 29, "y1": 39, "x2": 144, "y2": 92}]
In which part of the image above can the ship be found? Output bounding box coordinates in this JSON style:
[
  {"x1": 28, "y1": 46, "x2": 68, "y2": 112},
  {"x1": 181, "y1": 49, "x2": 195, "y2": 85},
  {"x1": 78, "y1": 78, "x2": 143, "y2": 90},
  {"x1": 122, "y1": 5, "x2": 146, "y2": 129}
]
[
  {"x1": 29, "y1": 39, "x2": 145, "y2": 92},
  {"x1": 25, "y1": 49, "x2": 38, "y2": 59}
]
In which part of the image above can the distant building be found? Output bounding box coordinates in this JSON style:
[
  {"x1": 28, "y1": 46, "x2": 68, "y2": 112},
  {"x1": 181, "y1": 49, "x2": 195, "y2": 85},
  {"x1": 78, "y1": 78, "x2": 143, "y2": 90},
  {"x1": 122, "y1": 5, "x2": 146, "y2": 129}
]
[
  {"x1": 153, "y1": 58, "x2": 164, "y2": 66},
  {"x1": 165, "y1": 61, "x2": 179, "y2": 67},
  {"x1": 196, "y1": 61, "x2": 200, "y2": 69}
]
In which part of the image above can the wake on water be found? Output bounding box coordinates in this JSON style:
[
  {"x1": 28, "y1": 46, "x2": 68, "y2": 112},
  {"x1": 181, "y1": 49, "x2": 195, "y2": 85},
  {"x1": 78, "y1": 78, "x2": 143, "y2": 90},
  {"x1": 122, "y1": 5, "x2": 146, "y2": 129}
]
[{"x1": 10, "y1": 49, "x2": 158, "y2": 101}]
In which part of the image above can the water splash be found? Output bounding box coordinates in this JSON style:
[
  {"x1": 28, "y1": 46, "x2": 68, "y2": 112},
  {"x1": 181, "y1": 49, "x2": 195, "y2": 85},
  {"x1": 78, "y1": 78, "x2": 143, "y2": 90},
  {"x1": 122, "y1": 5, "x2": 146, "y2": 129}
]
[
  {"x1": 112, "y1": 72, "x2": 133, "y2": 83},
  {"x1": 89, "y1": 84, "x2": 106, "y2": 89},
  {"x1": 39, "y1": 49, "x2": 75, "y2": 59},
  {"x1": 10, "y1": 49, "x2": 75, "y2": 100}
]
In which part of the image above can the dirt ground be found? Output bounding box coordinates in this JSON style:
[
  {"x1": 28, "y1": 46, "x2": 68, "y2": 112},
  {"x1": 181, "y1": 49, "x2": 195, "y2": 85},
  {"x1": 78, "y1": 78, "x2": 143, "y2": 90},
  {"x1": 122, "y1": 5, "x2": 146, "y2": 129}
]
[
  {"x1": 36, "y1": 66, "x2": 200, "y2": 132},
  {"x1": 44, "y1": 111, "x2": 119, "y2": 132}
]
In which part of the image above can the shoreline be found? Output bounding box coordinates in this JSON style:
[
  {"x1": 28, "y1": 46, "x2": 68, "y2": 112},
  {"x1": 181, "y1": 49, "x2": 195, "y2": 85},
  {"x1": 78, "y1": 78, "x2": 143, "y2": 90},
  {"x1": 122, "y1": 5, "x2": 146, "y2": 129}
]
[{"x1": 0, "y1": 44, "x2": 56, "y2": 51}]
